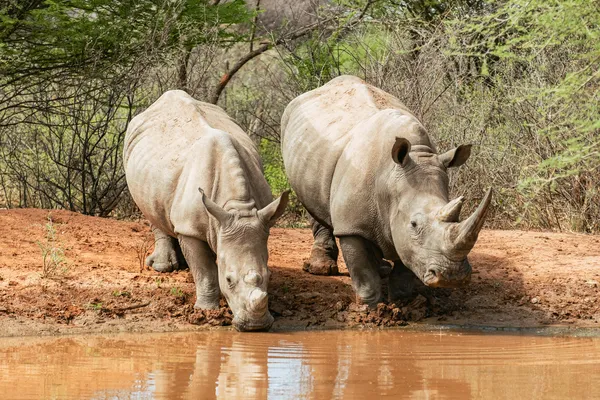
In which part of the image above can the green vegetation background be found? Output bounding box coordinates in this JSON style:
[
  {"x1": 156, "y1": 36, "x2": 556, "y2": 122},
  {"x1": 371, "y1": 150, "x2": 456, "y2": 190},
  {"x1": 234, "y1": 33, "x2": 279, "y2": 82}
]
[{"x1": 1, "y1": 0, "x2": 598, "y2": 231}]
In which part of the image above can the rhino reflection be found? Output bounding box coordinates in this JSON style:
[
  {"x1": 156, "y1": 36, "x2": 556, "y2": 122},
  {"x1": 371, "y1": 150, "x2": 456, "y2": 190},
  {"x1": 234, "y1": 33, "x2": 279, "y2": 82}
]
[
  {"x1": 215, "y1": 337, "x2": 268, "y2": 399},
  {"x1": 297, "y1": 332, "x2": 471, "y2": 400},
  {"x1": 150, "y1": 333, "x2": 269, "y2": 400},
  {"x1": 0, "y1": 332, "x2": 599, "y2": 399}
]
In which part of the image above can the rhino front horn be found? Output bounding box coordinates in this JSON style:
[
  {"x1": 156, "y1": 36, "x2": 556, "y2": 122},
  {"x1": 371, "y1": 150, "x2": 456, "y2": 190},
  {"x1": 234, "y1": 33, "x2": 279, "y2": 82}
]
[
  {"x1": 453, "y1": 188, "x2": 493, "y2": 250},
  {"x1": 248, "y1": 289, "x2": 268, "y2": 315}
]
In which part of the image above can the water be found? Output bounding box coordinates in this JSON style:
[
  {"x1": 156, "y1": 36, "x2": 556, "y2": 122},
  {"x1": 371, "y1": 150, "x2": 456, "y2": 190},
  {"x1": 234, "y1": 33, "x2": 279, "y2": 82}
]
[{"x1": 0, "y1": 330, "x2": 599, "y2": 399}]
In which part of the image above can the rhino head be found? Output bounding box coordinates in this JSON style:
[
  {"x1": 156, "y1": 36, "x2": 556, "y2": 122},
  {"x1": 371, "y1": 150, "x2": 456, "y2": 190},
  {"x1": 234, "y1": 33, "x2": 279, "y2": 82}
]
[
  {"x1": 199, "y1": 188, "x2": 290, "y2": 331},
  {"x1": 388, "y1": 137, "x2": 492, "y2": 288}
]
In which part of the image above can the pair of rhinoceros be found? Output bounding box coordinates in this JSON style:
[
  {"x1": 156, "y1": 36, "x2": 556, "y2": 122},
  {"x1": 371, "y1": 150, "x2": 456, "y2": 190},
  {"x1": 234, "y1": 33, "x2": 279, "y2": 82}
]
[{"x1": 124, "y1": 75, "x2": 492, "y2": 331}]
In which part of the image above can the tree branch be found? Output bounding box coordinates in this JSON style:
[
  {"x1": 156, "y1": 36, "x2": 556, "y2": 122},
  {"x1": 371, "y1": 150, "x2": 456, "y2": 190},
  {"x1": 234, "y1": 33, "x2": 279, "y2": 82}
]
[{"x1": 209, "y1": 1, "x2": 378, "y2": 104}]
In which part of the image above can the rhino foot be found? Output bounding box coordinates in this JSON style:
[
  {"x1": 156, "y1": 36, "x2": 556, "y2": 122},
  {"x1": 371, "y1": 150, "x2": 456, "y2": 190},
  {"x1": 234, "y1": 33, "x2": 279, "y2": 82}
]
[
  {"x1": 303, "y1": 247, "x2": 339, "y2": 275},
  {"x1": 146, "y1": 250, "x2": 180, "y2": 273},
  {"x1": 193, "y1": 298, "x2": 220, "y2": 310}
]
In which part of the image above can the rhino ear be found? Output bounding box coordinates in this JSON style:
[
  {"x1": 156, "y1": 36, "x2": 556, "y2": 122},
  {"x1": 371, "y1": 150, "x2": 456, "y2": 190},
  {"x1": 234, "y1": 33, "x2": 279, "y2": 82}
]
[
  {"x1": 391, "y1": 137, "x2": 411, "y2": 166},
  {"x1": 439, "y1": 144, "x2": 472, "y2": 168},
  {"x1": 258, "y1": 190, "x2": 290, "y2": 228},
  {"x1": 198, "y1": 188, "x2": 231, "y2": 225}
]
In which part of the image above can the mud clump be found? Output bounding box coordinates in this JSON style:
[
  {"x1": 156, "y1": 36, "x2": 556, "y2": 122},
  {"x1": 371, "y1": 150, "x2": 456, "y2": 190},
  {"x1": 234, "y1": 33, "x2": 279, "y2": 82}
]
[{"x1": 187, "y1": 307, "x2": 233, "y2": 327}]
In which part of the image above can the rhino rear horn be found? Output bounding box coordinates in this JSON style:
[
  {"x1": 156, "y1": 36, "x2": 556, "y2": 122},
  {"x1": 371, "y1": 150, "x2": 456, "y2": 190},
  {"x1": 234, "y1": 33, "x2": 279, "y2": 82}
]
[
  {"x1": 453, "y1": 188, "x2": 493, "y2": 249},
  {"x1": 198, "y1": 188, "x2": 231, "y2": 225},
  {"x1": 437, "y1": 196, "x2": 464, "y2": 222}
]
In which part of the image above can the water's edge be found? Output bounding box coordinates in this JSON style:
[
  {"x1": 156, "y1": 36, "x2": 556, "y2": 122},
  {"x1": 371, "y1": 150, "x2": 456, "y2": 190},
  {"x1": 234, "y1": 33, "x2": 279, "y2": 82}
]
[{"x1": 1, "y1": 322, "x2": 599, "y2": 340}]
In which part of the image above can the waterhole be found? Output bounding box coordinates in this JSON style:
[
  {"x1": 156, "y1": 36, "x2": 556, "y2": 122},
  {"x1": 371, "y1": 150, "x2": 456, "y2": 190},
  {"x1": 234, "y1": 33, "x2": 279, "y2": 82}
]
[{"x1": 0, "y1": 330, "x2": 598, "y2": 399}]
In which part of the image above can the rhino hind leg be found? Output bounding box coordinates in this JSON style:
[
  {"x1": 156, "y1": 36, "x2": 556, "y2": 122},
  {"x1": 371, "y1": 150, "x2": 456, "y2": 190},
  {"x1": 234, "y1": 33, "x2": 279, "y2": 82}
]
[
  {"x1": 303, "y1": 216, "x2": 339, "y2": 276},
  {"x1": 178, "y1": 235, "x2": 220, "y2": 310},
  {"x1": 146, "y1": 226, "x2": 184, "y2": 272},
  {"x1": 387, "y1": 261, "x2": 423, "y2": 302},
  {"x1": 339, "y1": 236, "x2": 383, "y2": 308}
]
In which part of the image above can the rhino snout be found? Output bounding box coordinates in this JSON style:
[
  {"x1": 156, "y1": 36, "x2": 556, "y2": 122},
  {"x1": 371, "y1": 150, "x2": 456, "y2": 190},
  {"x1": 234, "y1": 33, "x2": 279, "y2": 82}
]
[
  {"x1": 423, "y1": 260, "x2": 471, "y2": 288},
  {"x1": 230, "y1": 288, "x2": 272, "y2": 332},
  {"x1": 232, "y1": 312, "x2": 274, "y2": 332}
]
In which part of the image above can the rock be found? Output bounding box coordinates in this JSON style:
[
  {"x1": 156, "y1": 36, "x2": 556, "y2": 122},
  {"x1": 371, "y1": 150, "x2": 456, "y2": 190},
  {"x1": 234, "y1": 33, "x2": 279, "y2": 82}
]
[
  {"x1": 585, "y1": 280, "x2": 598, "y2": 288},
  {"x1": 282, "y1": 310, "x2": 293, "y2": 317},
  {"x1": 530, "y1": 297, "x2": 539, "y2": 304}
]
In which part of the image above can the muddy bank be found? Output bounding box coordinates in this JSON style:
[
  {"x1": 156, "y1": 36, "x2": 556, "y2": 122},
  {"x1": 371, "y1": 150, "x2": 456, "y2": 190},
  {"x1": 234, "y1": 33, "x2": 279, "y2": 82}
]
[{"x1": 0, "y1": 209, "x2": 599, "y2": 337}]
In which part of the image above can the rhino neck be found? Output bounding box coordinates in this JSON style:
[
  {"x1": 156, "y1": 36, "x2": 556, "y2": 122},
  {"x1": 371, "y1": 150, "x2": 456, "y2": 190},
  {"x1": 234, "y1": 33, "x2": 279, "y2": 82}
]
[{"x1": 205, "y1": 141, "x2": 259, "y2": 252}]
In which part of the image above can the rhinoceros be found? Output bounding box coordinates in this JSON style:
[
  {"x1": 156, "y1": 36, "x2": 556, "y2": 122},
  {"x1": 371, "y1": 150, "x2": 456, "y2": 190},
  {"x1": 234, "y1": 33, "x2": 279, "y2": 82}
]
[
  {"x1": 124, "y1": 90, "x2": 289, "y2": 331},
  {"x1": 281, "y1": 75, "x2": 492, "y2": 307}
]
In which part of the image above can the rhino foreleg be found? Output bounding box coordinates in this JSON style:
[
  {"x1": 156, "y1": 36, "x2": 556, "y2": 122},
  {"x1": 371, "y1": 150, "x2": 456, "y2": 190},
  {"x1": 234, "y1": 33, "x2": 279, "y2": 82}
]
[
  {"x1": 178, "y1": 236, "x2": 220, "y2": 310},
  {"x1": 339, "y1": 236, "x2": 383, "y2": 308},
  {"x1": 146, "y1": 226, "x2": 184, "y2": 272},
  {"x1": 303, "y1": 216, "x2": 339, "y2": 276}
]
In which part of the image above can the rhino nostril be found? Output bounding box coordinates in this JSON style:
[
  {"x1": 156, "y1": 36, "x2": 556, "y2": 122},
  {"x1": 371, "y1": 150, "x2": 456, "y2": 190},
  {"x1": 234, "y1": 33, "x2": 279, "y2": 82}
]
[{"x1": 424, "y1": 268, "x2": 442, "y2": 286}]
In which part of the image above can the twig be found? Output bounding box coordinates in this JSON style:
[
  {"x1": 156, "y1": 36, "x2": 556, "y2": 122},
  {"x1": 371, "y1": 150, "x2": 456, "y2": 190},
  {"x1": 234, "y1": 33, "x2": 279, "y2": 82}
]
[
  {"x1": 115, "y1": 301, "x2": 151, "y2": 312},
  {"x1": 249, "y1": 0, "x2": 261, "y2": 52}
]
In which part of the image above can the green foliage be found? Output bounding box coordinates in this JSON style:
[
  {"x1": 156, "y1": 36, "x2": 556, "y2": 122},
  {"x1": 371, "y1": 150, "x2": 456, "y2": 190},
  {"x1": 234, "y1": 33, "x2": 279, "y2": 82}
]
[
  {"x1": 453, "y1": 0, "x2": 600, "y2": 231},
  {"x1": 259, "y1": 139, "x2": 306, "y2": 226},
  {"x1": 259, "y1": 139, "x2": 288, "y2": 195},
  {"x1": 1, "y1": 0, "x2": 599, "y2": 233},
  {"x1": 284, "y1": 26, "x2": 389, "y2": 92},
  {"x1": 0, "y1": 0, "x2": 253, "y2": 84},
  {"x1": 88, "y1": 302, "x2": 103, "y2": 310},
  {"x1": 170, "y1": 287, "x2": 185, "y2": 298},
  {"x1": 36, "y1": 214, "x2": 68, "y2": 278}
]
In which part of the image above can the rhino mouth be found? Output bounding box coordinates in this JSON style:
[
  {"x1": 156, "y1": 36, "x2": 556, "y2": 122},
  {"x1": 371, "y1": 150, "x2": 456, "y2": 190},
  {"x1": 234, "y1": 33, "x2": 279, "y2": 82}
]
[
  {"x1": 232, "y1": 313, "x2": 274, "y2": 332},
  {"x1": 423, "y1": 262, "x2": 471, "y2": 288}
]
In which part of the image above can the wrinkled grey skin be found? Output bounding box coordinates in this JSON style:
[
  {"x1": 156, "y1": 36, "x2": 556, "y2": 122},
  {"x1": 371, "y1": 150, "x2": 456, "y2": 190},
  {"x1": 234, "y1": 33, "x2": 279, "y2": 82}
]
[
  {"x1": 124, "y1": 90, "x2": 289, "y2": 331},
  {"x1": 281, "y1": 75, "x2": 492, "y2": 307}
]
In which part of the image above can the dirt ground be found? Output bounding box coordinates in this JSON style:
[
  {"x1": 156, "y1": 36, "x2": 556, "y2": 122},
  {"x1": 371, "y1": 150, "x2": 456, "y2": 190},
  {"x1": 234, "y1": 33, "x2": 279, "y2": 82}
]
[{"x1": 0, "y1": 208, "x2": 599, "y2": 337}]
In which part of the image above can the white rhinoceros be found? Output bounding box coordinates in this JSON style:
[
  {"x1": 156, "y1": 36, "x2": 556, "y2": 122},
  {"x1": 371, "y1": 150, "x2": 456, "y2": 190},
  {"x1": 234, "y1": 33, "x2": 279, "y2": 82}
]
[
  {"x1": 281, "y1": 75, "x2": 492, "y2": 307},
  {"x1": 124, "y1": 90, "x2": 288, "y2": 331}
]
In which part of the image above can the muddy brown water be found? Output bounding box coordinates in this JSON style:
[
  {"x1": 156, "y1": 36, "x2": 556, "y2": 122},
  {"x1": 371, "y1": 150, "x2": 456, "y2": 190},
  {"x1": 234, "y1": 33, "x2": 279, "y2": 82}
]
[{"x1": 0, "y1": 330, "x2": 598, "y2": 399}]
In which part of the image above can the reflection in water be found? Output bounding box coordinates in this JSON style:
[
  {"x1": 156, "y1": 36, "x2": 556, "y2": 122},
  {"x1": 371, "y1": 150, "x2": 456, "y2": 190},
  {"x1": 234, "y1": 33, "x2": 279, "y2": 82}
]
[{"x1": 0, "y1": 330, "x2": 599, "y2": 399}]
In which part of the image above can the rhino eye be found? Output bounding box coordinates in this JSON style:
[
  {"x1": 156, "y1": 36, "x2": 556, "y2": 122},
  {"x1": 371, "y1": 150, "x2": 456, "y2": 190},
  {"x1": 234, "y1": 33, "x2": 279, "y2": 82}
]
[
  {"x1": 410, "y1": 221, "x2": 417, "y2": 228},
  {"x1": 226, "y1": 276, "x2": 235, "y2": 287}
]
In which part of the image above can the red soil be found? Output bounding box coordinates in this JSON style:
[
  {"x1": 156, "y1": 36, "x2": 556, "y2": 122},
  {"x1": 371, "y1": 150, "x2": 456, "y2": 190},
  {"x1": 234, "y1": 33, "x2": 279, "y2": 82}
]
[{"x1": 0, "y1": 209, "x2": 599, "y2": 336}]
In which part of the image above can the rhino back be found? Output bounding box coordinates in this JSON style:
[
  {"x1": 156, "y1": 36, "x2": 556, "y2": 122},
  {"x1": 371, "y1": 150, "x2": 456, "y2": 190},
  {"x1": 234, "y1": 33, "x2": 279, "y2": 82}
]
[
  {"x1": 282, "y1": 76, "x2": 416, "y2": 223},
  {"x1": 124, "y1": 90, "x2": 271, "y2": 242}
]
